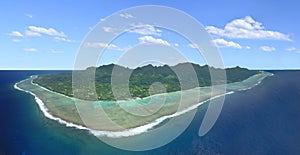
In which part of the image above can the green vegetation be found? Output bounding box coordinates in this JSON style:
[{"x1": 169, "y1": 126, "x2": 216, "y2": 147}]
[{"x1": 33, "y1": 63, "x2": 259, "y2": 101}]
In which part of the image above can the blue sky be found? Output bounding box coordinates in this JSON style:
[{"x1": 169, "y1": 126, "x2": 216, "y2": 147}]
[{"x1": 1, "y1": 0, "x2": 300, "y2": 69}]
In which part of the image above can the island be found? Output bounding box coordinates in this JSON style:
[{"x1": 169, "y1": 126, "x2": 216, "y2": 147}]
[{"x1": 15, "y1": 63, "x2": 272, "y2": 136}]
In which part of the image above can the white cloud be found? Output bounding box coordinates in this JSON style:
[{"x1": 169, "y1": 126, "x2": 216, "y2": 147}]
[
  {"x1": 138, "y1": 36, "x2": 170, "y2": 46},
  {"x1": 9, "y1": 26, "x2": 73, "y2": 43},
  {"x1": 101, "y1": 23, "x2": 162, "y2": 36},
  {"x1": 130, "y1": 24, "x2": 162, "y2": 36},
  {"x1": 188, "y1": 43, "x2": 199, "y2": 49},
  {"x1": 285, "y1": 47, "x2": 300, "y2": 54},
  {"x1": 212, "y1": 38, "x2": 242, "y2": 49},
  {"x1": 206, "y1": 16, "x2": 291, "y2": 41},
  {"x1": 246, "y1": 46, "x2": 251, "y2": 49},
  {"x1": 49, "y1": 49, "x2": 63, "y2": 53},
  {"x1": 84, "y1": 42, "x2": 109, "y2": 48},
  {"x1": 174, "y1": 43, "x2": 179, "y2": 47},
  {"x1": 27, "y1": 26, "x2": 66, "y2": 37},
  {"x1": 12, "y1": 39, "x2": 21, "y2": 42},
  {"x1": 84, "y1": 42, "x2": 129, "y2": 51},
  {"x1": 24, "y1": 48, "x2": 37, "y2": 52},
  {"x1": 102, "y1": 27, "x2": 114, "y2": 33},
  {"x1": 54, "y1": 37, "x2": 76, "y2": 43},
  {"x1": 260, "y1": 46, "x2": 276, "y2": 52},
  {"x1": 25, "y1": 30, "x2": 41, "y2": 37},
  {"x1": 9, "y1": 31, "x2": 23, "y2": 37},
  {"x1": 120, "y1": 13, "x2": 134, "y2": 19},
  {"x1": 25, "y1": 14, "x2": 33, "y2": 18},
  {"x1": 286, "y1": 47, "x2": 296, "y2": 51}
]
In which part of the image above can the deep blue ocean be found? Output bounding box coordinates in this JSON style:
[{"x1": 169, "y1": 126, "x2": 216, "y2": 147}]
[{"x1": 1, "y1": 70, "x2": 300, "y2": 155}]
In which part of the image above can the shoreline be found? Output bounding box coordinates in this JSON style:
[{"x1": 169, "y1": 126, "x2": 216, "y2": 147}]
[
  {"x1": 14, "y1": 82, "x2": 89, "y2": 130},
  {"x1": 14, "y1": 72, "x2": 272, "y2": 138}
]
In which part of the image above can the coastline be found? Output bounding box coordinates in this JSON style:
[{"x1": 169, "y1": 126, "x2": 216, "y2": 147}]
[
  {"x1": 14, "y1": 71, "x2": 273, "y2": 138},
  {"x1": 14, "y1": 82, "x2": 89, "y2": 130}
]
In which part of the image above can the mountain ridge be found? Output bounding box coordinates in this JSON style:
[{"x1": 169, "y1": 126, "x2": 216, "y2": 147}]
[{"x1": 33, "y1": 62, "x2": 259, "y2": 101}]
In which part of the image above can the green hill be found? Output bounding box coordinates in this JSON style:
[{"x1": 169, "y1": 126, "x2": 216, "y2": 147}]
[{"x1": 33, "y1": 63, "x2": 259, "y2": 101}]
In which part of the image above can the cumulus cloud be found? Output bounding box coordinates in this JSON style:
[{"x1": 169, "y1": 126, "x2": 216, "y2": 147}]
[
  {"x1": 9, "y1": 26, "x2": 74, "y2": 43},
  {"x1": 130, "y1": 24, "x2": 162, "y2": 36},
  {"x1": 24, "y1": 48, "x2": 37, "y2": 52},
  {"x1": 260, "y1": 46, "x2": 276, "y2": 52},
  {"x1": 84, "y1": 42, "x2": 111, "y2": 48},
  {"x1": 9, "y1": 31, "x2": 23, "y2": 37},
  {"x1": 27, "y1": 26, "x2": 66, "y2": 37},
  {"x1": 138, "y1": 36, "x2": 170, "y2": 46},
  {"x1": 212, "y1": 38, "x2": 242, "y2": 49},
  {"x1": 119, "y1": 13, "x2": 134, "y2": 19},
  {"x1": 25, "y1": 30, "x2": 41, "y2": 37},
  {"x1": 206, "y1": 16, "x2": 291, "y2": 41},
  {"x1": 101, "y1": 23, "x2": 162, "y2": 36}
]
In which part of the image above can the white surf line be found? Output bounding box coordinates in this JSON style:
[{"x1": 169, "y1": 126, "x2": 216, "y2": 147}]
[
  {"x1": 237, "y1": 72, "x2": 273, "y2": 91},
  {"x1": 90, "y1": 91, "x2": 235, "y2": 138},
  {"x1": 14, "y1": 81, "x2": 89, "y2": 130}
]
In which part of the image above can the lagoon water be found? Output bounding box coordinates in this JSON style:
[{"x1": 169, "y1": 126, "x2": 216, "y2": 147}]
[{"x1": 1, "y1": 70, "x2": 300, "y2": 154}]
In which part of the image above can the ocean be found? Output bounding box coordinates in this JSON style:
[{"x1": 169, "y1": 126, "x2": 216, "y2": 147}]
[{"x1": 0, "y1": 70, "x2": 300, "y2": 154}]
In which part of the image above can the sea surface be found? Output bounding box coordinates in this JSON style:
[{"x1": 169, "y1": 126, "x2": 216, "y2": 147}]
[{"x1": 1, "y1": 70, "x2": 300, "y2": 154}]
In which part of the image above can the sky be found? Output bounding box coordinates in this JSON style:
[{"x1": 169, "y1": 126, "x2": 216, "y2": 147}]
[{"x1": 1, "y1": 0, "x2": 300, "y2": 69}]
